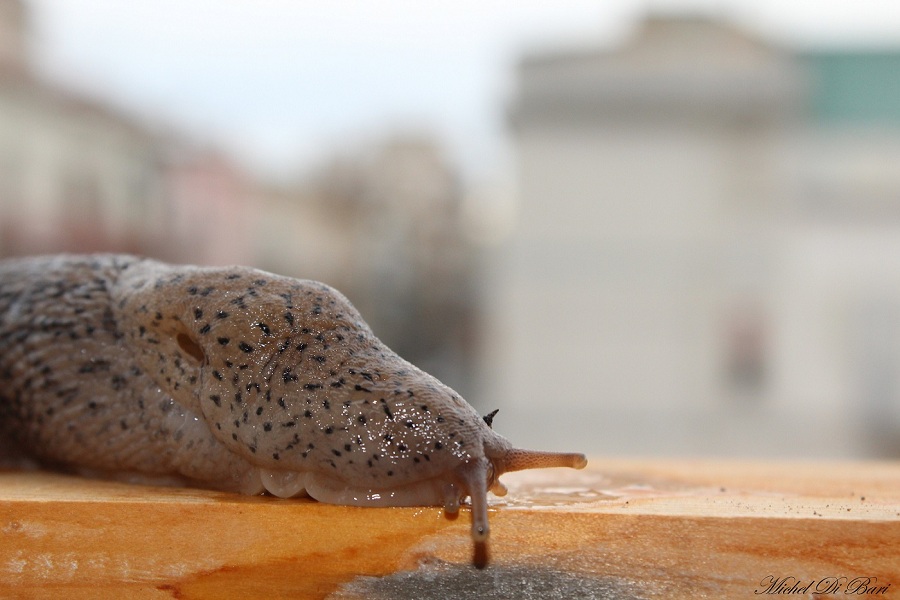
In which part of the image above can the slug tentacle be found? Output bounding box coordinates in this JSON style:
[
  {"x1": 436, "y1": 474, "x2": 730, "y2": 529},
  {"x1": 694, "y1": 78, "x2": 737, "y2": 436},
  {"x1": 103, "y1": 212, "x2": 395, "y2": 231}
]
[
  {"x1": 443, "y1": 482, "x2": 462, "y2": 514},
  {"x1": 489, "y1": 479, "x2": 508, "y2": 497},
  {"x1": 498, "y1": 448, "x2": 588, "y2": 474},
  {"x1": 457, "y1": 457, "x2": 492, "y2": 543},
  {"x1": 0, "y1": 253, "x2": 588, "y2": 568}
]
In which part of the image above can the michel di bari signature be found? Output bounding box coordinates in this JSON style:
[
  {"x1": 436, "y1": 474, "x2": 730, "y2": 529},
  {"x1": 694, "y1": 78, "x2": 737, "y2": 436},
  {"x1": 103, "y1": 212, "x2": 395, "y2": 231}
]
[{"x1": 755, "y1": 576, "x2": 891, "y2": 595}]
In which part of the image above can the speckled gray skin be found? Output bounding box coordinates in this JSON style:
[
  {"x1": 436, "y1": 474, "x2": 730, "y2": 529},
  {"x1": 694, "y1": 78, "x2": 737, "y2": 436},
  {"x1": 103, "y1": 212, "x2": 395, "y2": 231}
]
[{"x1": 0, "y1": 254, "x2": 585, "y2": 556}]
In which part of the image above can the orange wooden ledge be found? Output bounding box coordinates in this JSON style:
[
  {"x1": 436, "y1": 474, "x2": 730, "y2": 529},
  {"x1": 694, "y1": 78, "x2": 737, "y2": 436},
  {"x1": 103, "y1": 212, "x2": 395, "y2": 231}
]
[{"x1": 1, "y1": 459, "x2": 899, "y2": 599}]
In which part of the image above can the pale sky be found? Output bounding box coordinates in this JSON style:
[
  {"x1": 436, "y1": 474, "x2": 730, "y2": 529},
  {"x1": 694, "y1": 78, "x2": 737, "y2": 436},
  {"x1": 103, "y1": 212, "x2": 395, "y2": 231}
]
[{"x1": 25, "y1": 0, "x2": 900, "y2": 182}]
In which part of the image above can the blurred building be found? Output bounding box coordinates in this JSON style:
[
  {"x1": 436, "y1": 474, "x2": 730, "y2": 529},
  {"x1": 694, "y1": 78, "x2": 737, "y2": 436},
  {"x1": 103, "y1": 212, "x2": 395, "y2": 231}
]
[
  {"x1": 0, "y1": 0, "x2": 480, "y2": 398},
  {"x1": 258, "y1": 136, "x2": 480, "y2": 399},
  {"x1": 165, "y1": 146, "x2": 258, "y2": 266},
  {"x1": 0, "y1": 0, "x2": 169, "y2": 257},
  {"x1": 492, "y1": 14, "x2": 900, "y2": 458}
]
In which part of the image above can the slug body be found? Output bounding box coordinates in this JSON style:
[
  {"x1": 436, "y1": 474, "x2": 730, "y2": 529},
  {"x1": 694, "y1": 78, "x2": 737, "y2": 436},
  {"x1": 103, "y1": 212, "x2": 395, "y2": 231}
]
[{"x1": 0, "y1": 254, "x2": 586, "y2": 553}]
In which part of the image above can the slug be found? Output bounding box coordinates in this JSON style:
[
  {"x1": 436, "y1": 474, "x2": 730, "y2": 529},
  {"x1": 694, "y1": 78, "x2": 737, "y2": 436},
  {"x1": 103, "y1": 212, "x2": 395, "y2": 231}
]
[{"x1": 0, "y1": 254, "x2": 586, "y2": 563}]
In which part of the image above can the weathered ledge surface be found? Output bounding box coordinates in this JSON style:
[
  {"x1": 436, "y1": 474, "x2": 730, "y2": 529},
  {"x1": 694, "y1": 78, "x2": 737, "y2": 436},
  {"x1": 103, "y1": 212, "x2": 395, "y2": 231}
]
[{"x1": 1, "y1": 459, "x2": 898, "y2": 599}]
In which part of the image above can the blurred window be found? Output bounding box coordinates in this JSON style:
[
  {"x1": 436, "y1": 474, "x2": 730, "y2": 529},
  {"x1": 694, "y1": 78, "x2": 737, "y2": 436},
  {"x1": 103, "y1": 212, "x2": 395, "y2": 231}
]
[{"x1": 725, "y1": 304, "x2": 767, "y2": 395}]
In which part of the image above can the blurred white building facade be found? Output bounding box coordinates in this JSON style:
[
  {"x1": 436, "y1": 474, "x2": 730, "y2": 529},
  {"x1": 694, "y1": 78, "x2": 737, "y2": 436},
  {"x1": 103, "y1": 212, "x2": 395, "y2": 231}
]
[
  {"x1": 0, "y1": 0, "x2": 169, "y2": 256},
  {"x1": 489, "y1": 15, "x2": 900, "y2": 458}
]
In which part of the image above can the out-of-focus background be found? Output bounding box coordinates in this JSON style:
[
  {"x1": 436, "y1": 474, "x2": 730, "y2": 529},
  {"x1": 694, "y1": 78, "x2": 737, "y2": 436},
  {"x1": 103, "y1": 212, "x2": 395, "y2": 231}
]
[{"x1": 3, "y1": 0, "x2": 900, "y2": 459}]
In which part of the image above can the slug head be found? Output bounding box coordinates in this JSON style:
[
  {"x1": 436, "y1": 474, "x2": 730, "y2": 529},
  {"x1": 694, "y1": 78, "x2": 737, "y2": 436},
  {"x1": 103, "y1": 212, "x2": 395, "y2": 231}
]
[
  {"x1": 119, "y1": 260, "x2": 587, "y2": 565},
  {"x1": 460, "y1": 420, "x2": 588, "y2": 547}
]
